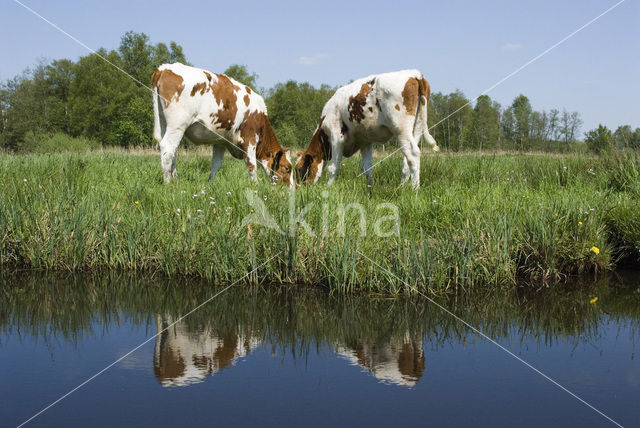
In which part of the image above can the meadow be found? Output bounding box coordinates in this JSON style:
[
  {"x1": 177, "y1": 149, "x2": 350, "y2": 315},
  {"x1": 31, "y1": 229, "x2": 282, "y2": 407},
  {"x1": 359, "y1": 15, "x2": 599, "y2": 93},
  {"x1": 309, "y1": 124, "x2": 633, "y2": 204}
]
[{"x1": 1, "y1": 149, "x2": 639, "y2": 294}]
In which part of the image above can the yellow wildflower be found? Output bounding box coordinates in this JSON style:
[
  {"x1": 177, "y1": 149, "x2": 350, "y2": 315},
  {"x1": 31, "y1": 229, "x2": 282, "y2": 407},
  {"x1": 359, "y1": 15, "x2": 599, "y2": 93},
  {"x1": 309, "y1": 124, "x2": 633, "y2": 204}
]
[
  {"x1": 578, "y1": 221, "x2": 583, "y2": 225},
  {"x1": 591, "y1": 246, "x2": 600, "y2": 254},
  {"x1": 590, "y1": 297, "x2": 598, "y2": 304},
  {"x1": 134, "y1": 201, "x2": 140, "y2": 205}
]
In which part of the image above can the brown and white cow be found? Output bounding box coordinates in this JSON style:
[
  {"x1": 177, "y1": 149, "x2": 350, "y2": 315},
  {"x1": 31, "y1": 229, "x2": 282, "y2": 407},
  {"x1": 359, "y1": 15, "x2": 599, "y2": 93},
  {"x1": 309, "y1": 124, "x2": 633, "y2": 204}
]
[
  {"x1": 336, "y1": 334, "x2": 425, "y2": 387},
  {"x1": 153, "y1": 315, "x2": 260, "y2": 387},
  {"x1": 151, "y1": 63, "x2": 294, "y2": 187},
  {"x1": 296, "y1": 70, "x2": 439, "y2": 188}
]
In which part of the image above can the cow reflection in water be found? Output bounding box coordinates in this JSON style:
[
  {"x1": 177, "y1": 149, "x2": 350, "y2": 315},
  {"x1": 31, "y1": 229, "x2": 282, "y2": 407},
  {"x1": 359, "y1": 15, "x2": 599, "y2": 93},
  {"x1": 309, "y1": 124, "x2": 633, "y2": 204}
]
[
  {"x1": 336, "y1": 334, "x2": 425, "y2": 387},
  {"x1": 153, "y1": 316, "x2": 260, "y2": 387},
  {"x1": 153, "y1": 316, "x2": 425, "y2": 388}
]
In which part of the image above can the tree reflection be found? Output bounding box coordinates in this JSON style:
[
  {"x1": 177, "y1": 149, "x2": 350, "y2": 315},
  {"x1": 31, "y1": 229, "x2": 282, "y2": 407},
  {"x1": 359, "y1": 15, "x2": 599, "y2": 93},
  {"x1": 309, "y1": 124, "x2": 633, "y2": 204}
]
[{"x1": 1, "y1": 270, "x2": 639, "y2": 388}]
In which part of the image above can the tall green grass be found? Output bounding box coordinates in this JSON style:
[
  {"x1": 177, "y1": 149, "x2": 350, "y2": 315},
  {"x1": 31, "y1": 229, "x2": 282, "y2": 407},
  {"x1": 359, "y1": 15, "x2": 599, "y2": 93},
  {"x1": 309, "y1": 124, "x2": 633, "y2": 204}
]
[
  {"x1": 1, "y1": 150, "x2": 639, "y2": 294},
  {"x1": 16, "y1": 131, "x2": 101, "y2": 153}
]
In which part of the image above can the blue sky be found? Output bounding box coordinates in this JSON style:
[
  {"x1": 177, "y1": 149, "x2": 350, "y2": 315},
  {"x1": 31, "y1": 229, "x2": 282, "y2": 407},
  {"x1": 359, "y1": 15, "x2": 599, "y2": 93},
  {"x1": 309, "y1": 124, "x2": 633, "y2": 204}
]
[{"x1": 1, "y1": 0, "x2": 638, "y2": 133}]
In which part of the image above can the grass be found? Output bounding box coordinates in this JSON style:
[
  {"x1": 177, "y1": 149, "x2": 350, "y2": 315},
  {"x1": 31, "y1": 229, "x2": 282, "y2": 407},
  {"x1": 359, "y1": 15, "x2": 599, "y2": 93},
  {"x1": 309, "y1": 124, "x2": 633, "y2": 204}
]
[
  {"x1": 1, "y1": 149, "x2": 639, "y2": 294},
  {"x1": 16, "y1": 131, "x2": 101, "y2": 153}
]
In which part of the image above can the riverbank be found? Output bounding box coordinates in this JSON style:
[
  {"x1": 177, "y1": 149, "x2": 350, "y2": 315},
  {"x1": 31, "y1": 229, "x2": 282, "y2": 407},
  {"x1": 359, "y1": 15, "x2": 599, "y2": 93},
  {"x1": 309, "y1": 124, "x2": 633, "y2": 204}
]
[{"x1": 1, "y1": 151, "x2": 639, "y2": 293}]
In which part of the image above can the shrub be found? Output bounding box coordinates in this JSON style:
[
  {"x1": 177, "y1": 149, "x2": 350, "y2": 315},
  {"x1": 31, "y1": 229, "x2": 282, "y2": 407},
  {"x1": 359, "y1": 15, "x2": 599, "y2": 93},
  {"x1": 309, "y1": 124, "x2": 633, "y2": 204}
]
[
  {"x1": 585, "y1": 125, "x2": 613, "y2": 155},
  {"x1": 16, "y1": 131, "x2": 100, "y2": 153}
]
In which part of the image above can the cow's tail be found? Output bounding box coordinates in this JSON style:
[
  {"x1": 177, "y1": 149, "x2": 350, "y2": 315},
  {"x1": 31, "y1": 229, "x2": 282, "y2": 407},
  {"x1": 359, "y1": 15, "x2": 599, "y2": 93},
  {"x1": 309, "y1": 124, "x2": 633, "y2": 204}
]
[
  {"x1": 414, "y1": 74, "x2": 439, "y2": 152},
  {"x1": 151, "y1": 70, "x2": 163, "y2": 145}
]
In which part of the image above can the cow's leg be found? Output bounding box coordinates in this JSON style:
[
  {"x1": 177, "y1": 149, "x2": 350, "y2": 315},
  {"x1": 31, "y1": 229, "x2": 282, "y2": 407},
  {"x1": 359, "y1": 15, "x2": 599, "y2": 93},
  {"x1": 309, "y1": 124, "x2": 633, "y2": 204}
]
[
  {"x1": 159, "y1": 128, "x2": 184, "y2": 183},
  {"x1": 209, "y1": 145, "x2": 225, "y2": 181},
  {"x1": 398, "y1": 133, "x2": 421, "y2": 188},
  {"x1": 326, "y1": 144, "x2": 343, "y2": 186},
  {"x1": 170, "y1": 153, "x2": 178, "y2": 179},
  {"x1": 360, "y1": 143, "x2": 374, "y2": 186},
  {"x1": 400, "y1": 156, "x2": 410, "y2": 185},
  {"x1": 246, "y1": 142, "x2": 258, "y2": 182}
]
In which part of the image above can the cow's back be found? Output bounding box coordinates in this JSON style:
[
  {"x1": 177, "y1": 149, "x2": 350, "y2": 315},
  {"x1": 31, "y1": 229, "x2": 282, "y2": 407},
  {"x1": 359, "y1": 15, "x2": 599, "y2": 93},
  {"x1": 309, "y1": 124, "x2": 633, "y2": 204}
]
[
  {"x1": 319, "y1": 70, "x2": 426, "y2": 151},
  {"x1": 323, "y1": 69, "x2": 424, "y2": 129},
  {"x1": 153, "y1": 63, "x2": 267, "y2": 135}
]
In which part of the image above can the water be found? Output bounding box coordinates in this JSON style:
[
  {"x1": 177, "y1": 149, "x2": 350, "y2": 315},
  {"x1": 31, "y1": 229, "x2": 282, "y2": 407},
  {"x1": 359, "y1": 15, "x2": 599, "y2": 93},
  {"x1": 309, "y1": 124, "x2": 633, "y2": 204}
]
[{"x1": 1, "y1": 272, "x2": 639, "y2": 427}]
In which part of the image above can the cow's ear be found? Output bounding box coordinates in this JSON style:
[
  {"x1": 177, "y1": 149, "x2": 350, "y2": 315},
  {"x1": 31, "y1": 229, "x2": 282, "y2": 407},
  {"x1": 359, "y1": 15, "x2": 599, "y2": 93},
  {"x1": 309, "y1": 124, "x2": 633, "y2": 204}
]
[{"x1": 272, "y1": 150, "x2": 283, "y2": 172}]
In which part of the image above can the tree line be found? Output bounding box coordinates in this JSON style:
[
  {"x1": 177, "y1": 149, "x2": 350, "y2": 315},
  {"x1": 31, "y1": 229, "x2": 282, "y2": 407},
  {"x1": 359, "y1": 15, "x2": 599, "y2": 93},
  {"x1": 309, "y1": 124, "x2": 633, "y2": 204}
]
[{"x1": 1, "y1": 31, "x2": 638, "y2": 154}]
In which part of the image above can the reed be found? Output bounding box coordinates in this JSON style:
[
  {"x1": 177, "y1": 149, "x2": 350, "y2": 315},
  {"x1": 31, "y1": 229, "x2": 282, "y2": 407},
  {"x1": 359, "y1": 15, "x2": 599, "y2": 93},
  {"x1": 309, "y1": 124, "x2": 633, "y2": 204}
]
[{"x1": 1, "y1": 150, "x2": 638, "y2": 294}]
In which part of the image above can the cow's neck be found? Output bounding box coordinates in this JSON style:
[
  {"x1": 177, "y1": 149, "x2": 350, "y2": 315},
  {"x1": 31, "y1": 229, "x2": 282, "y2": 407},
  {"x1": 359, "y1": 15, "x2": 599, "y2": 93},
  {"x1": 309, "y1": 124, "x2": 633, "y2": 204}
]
[
  {"x1": 254, "y1": 114, "x2": 284, "y2": 170},
  {"x1": 305, "y1": 117, "x2": 331, "y2": 162},
  {"x1": 256, "y1": 124, "x2": 282, "y2": 159}
]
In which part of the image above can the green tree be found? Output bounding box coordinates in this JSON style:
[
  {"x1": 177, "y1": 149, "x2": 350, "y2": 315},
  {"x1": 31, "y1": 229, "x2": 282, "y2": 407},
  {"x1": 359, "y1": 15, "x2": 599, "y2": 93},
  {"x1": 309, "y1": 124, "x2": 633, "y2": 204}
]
[
  {"x1": 529, "y1": 111, "x2": 545, "y2": 142},
  {"x1": 633, "y1": 128, "x2": 640, "y2": 150},
  {"x1": 547, "y1": 109, "x2": 560, "y2": 141},
  {"x1": 429, "y1": 90, "x2": 472, "y2": 151},
  {"x1": 43, "y1": 59, "x2": 75, "y2": 133},
  {"x1": 613, "y1": 125, "x2": 633, "y2": 148},
  {"x1": 0, "y1": 65, "x2": 62, "y2": 149},
  {"x1": 585, "y1": 124, "x2": 613, "y2": 155},
  {"x1": 465, "y1": 95, "x2": 500, "y2": 150},
  {"x1": 169, "y1": 42, "x2": 187, "y2": 64},
  {"x1": 119, "y1": 31, "x2": 155, "y2": 85},
  {"x1": 119, "y1": 31, "x2": 187, "y2": 85},
  {"x1": 500, "y1": 106, "x2": 515, "y2": 147},
  {"x1": 154, "y1": 42, "x2": 171, "y2": 65},
  {"x1": 69, "y1": 49, "x2": 146, "y2": 146},
  {"x1": 0, "y1": 32, "x2": 188, "y2": 150},
  {"x1": 223, "y1": 64, "x2": 259, "y2": 91},
  {"x1": 559, "y1": 110, "x2": 582, "y2": 145},
  {"x1": 265, "y1": 81, "x2": 334, "y2": 148},
  {"x1": 0, "y1": 85, "x2": 8, "y2": 146},
  {"x1": 511, "y1": 94, "x2": 531, "y2": 150},
  {"x1": 69, "y1": 33, "x2": 189, "y2": 147},
  {"x1": 613, "y1": 125, "x2": 640, "y2": 149}
]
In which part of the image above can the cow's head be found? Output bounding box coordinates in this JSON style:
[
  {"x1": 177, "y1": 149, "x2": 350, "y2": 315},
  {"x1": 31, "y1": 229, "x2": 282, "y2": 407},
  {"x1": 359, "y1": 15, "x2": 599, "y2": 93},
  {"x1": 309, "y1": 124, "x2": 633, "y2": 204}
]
[
  {"x1": 270, "y1": 148, "x2": 295, "y2": 188},
  {"x1": 295, "y1": 151, "x2": 323, "y2": 185}
]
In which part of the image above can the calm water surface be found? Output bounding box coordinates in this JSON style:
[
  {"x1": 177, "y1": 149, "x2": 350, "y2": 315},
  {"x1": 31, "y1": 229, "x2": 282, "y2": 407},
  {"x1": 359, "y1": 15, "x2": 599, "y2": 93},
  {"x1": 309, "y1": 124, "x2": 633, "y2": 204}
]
[{"x1": 1, "y1": 272, "x2": 639, "y2": 427}]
